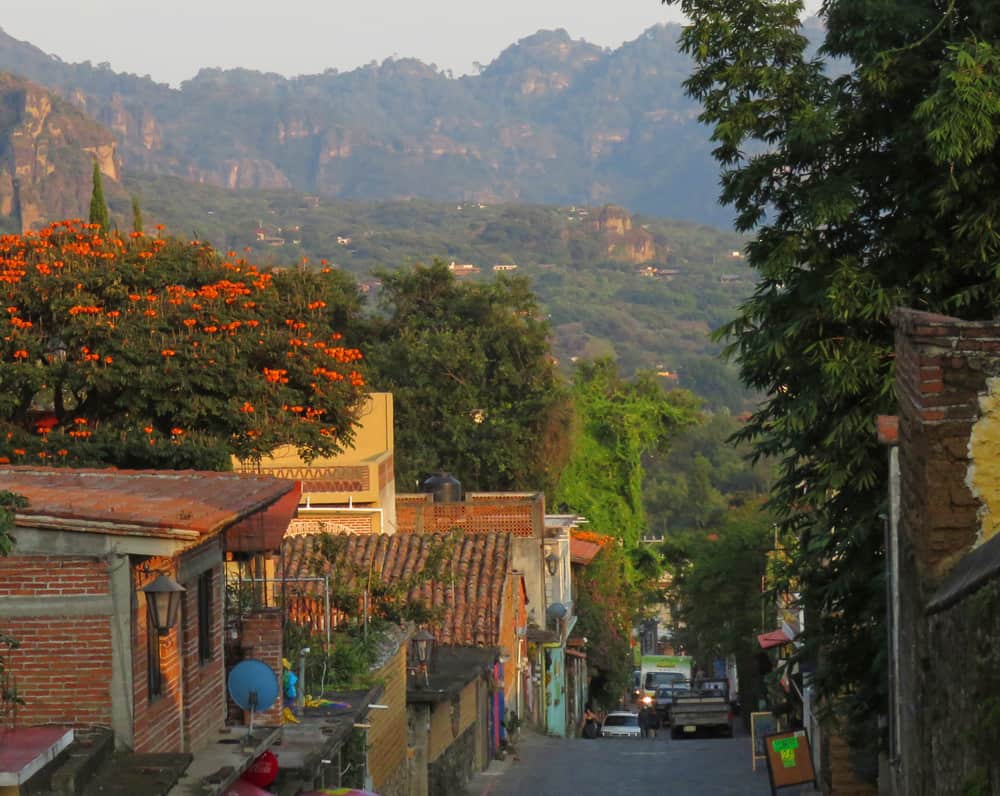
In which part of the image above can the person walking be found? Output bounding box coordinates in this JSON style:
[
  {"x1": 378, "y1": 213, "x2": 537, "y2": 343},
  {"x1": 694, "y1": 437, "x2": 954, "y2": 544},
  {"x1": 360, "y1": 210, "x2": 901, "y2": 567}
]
[{"x1": 639, "y1": 705, "x2": 652, "y2": 738}]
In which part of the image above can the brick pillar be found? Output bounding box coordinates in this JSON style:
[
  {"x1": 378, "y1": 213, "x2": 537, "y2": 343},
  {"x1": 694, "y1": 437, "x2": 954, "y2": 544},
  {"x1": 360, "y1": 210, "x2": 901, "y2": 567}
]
[
  {"x1": 893, "y1": 308, "x2": 997, "y2": 581},
  {"x1": 238, "y1": 609, "x2": 284, "y2": 726}
]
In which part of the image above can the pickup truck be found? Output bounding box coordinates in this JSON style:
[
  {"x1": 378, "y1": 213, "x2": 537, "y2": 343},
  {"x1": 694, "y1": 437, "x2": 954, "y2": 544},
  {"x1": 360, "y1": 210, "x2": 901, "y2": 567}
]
[
  {"x1": 654, "y1": 682, "x2": 691, "y2": 724},
  {"x1": 669, "y1": 679, "x2": 733, "y2": 739}
]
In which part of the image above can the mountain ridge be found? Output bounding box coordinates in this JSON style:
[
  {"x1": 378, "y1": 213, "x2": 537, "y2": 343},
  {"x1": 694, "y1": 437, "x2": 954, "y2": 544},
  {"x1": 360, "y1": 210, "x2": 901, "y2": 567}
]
[{"x1": 0, "y1": 22, "x2": 730, "y2": 226}]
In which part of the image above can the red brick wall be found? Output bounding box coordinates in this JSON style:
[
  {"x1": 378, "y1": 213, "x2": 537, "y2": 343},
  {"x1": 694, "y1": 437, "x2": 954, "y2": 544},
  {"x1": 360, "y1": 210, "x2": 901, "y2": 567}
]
[
  {"x1": 133, "y1": 557, "x2": 184, "y2": 753},
  {"x1": 238, "y1": 610, "x2": 284, "y2": 725},
  {"x1": 3, "y1": 617, "x2": 113, "y2": 728},
  {"x1": 0, "y1": 556, "x2": 109, "y2": 597},
  {"x1": 0, "y1": 556, "x2": 114, "y2": 730},
  {"x1": 180, "y1": 562, "x2": 226, "y2": 753}
]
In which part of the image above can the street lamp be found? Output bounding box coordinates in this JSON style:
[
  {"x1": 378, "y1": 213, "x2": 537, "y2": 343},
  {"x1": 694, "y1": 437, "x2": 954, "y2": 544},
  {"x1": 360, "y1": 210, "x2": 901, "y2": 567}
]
[
  {"x1": 140, "y1": 574, "x2": 186, "y2": 636},
  {"x1": 410, "y1": 628, "x2": 435, "y2": 687},
  {"x1": 545, "y1": 551, "x2": 559, "y2": 577}
]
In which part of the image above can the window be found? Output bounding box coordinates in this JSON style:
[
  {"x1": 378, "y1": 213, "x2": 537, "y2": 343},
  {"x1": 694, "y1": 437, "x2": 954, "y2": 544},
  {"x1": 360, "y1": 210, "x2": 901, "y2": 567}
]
[
  {"x1": 147, "y1": 612, "x2": 163, "y2": 700},
  {"x1": 198, "y1": 569, "x2": 213, "y2": 664}
]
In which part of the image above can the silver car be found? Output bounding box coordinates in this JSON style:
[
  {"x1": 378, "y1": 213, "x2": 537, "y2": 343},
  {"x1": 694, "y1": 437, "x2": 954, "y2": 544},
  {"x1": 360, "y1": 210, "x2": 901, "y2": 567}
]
[{"x1": 601, "y1": 711, "x2": 641, "y2": 738}]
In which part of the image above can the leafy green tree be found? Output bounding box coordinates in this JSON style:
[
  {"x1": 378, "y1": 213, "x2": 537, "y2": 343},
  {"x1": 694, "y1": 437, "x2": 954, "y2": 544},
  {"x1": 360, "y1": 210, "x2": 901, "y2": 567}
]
[
  {"x1": 0, "y1": 220, "x2": 367, "y2": 469},
  {"x1": 88, "y1": 161, "x2": 110, "y2": 230},
  {"x1": 660, "y1": 500, "x2": 774, "y2": 716},
  {"x1": 364, "y1": 261, "x2": 571, "y2": 492},
  {"x1": 0, "y1": 490, "x2": 26, "y2": 718},
  {"x1": 554, "y1": 359, "x2": 698, "y2": 547},
  {"x1": 645, "y1": 411, "x2": 771, "y2": 535},
  {"x1": 665, "y1": 0, "x2": 1000, "y2": 739},
  {"x1": 574, "y1": 541, "x2": 638, "y2": 709},
  {"x1": 0, "y1": 491, "x2": 25, "y2": 559},
  {"x1": 131, "y1": 195, "x2": 143, "y2": 234}
]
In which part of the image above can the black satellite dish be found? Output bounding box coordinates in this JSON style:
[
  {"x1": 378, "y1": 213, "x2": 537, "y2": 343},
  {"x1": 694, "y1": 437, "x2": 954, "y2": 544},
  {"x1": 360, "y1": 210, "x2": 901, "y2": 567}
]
[{"x1": 227, "y1": 659, "x2": 279, "y2": 737}]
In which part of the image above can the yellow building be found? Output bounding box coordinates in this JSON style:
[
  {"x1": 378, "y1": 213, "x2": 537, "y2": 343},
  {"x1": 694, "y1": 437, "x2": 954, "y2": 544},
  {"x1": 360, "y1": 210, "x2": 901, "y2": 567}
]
[{"x1": 234, "y1": 392, "x2": 397, "y2": 535}]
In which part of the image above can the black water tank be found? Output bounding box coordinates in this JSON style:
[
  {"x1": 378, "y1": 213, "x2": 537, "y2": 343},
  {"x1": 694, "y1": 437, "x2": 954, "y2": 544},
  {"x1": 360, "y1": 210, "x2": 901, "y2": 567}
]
[{"x1": 421, "y1": 472, "x2": 462, "y2": 503}]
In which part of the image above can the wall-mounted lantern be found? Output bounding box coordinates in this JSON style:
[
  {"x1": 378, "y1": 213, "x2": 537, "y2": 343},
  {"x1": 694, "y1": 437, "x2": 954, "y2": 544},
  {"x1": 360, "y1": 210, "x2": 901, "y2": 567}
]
[
  {"x1": 545, "y1": 550, "x2": 560, "y2": 577},
  {"x1": 410, "y1": 628, "x2": 435, "y2": 687},
  {"x1": 140, "y1": 574, "x2": 186, "y2": 636}
]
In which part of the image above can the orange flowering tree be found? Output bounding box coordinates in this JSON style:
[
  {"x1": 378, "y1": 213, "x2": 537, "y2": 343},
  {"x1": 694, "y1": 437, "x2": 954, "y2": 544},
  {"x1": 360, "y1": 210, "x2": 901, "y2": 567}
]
[{"x1": 0, "y1": 220, "x2": 367, "y2": 469}]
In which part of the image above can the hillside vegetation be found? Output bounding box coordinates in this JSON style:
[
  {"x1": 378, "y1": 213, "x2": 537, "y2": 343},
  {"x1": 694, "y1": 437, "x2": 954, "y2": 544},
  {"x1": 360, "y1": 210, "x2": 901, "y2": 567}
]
[{"x1": 118, "y1": 173, "x2": 752, "y2": 407}]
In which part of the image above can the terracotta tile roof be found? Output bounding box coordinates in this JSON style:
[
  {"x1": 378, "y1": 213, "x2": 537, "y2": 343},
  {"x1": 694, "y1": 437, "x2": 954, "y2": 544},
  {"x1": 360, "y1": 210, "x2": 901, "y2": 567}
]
[
  {"x1": 2, "y1": 466, "x2": 296, "y2": 541},
  {"x1": 282, "y1": 531, "x2": 511, "y2": 646}
]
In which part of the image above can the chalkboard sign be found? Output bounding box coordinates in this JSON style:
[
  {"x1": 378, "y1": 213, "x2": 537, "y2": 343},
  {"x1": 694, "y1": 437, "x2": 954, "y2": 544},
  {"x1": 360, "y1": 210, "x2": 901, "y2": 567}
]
[
  {"x1": 750, "y1": 711, "x2": 778, "y2": 771},
  {"x1": 763, "y1": 729, "x2": 816, "y2": 793}
]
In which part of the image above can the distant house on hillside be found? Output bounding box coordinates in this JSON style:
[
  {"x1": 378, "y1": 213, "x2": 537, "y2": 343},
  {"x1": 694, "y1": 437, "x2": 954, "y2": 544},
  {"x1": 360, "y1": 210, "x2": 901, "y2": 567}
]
[
  {"x1": 449, "y1": 262, "x2": 480, "y2": 276},
  {"x1": 492, "y1": 264, "x2": 518, "y2": 272},
  {"x1": 638, "y1": 266, "x2": 681, "y2": 281},
  {"x1": 254, "y1": 223, "x2": 285, "y2": 246}
]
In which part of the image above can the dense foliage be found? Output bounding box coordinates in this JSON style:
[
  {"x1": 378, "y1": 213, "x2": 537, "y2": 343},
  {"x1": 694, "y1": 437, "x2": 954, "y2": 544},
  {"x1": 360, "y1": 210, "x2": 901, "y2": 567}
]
[
  {"x1": 667, "y1": 0, "x2": 1000, "y2": 741},
  {"x1": 573, "y1": 540, "x2": 638, "y2": 709},
  {"x1": 660, "y1": 500, "x2": 774, "y2": 712},
  {"x1": 122, "y1": 178, "x2": 753, "y2": 407},
  {"x1": 0, "y1": 220, "x2": 367, "y2": 468},
  {"x1": 364, "y1": 261, "x2": 570, "y2": 492},
  {"x1": 644, "y1": 411, "x2": 772, "y2": 536},
  {"x1": 554, "y1": 359, "x2": 699, "y2": 546}
]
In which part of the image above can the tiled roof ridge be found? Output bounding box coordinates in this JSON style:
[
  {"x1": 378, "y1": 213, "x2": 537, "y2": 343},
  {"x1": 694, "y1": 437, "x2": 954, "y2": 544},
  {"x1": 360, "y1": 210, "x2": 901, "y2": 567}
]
[
  {"x1": 282, "y1": 530, "x2": 511, "y2": 646},
  {"x1": 0, "y1": 465, "x2": 281, "y2": 481}
]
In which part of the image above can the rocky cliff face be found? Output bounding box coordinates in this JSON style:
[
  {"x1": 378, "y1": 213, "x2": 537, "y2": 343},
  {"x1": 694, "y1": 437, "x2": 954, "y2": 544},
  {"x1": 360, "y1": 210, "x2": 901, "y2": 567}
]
[
  {"x1": 592, "y1": 204, "x2": 656, "y2": 263},
  {"x1": 0, "y1": 73, "x2": 121, "y2": 231},
  {"x1": 0, "y1": 23, "x2": 748, "y2": 224}
]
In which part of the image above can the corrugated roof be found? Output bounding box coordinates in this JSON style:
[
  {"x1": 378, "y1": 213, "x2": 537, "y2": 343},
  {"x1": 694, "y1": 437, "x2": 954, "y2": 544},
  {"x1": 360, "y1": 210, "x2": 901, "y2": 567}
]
[
  {"x1": 282, "y1": 531, "x2": 511, "y2": 647},
  {"x1": 3, "y1": 466, "x2": 296, "y2": 540}
]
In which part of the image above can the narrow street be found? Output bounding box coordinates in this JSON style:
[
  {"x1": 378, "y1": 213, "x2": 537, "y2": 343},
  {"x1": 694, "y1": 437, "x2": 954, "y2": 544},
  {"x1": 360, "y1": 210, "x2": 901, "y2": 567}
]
[{"x1": 467, "y1": 724, "x2": 817, "y2": 796}]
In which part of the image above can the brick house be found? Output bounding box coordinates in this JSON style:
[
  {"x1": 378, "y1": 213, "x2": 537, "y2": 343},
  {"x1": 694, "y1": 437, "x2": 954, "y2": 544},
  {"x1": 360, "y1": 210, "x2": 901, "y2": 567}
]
[{"x1": 0, "y1": 467, "x2": 297, "y2": 794}]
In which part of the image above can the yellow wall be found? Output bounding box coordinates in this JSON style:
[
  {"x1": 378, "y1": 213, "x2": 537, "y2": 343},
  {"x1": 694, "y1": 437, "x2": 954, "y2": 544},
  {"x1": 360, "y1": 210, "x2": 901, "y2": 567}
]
[
  {"x1": 970, "y1": 380, "x2": 1000, "y2": 546},
  {"x1": 367, "y1": 641, "x2": 408, "y2": 793},
  {"x1": 244, "y1": 392, "x2": 394, "y2": 469},
  {"x1": 427, "y1": 679, "x2": 479, "y2": 762},
  {"x1": 233, "y1": 393, "x2": 396, "y2": 523}
]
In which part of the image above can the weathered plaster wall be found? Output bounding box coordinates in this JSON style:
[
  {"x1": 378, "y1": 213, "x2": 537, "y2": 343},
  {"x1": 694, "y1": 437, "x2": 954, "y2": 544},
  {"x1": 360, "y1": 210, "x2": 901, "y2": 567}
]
[
  {"x1": 892, "y1": 308, "x2": 1000, "y2": 796},
  {"x1": 367, "y1": 637, "x2": 408, "y2": 796},
  {"x1": 428, "y1": 722, "x2": 477, "y2": 796},
  {"x1": 428, "y1": 679, "x2": 478, "y2": 762},
  {"x1": 968, "y1": 379, "x2": 1000, "y2": 546}
]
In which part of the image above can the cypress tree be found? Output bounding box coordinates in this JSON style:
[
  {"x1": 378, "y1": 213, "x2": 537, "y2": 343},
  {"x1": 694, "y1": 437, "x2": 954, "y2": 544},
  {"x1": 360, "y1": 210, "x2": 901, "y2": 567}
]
[
  {"x1": 88, "y1": 161, "x2": 109, "y2": 230},
  {"x1": 131, "y1": 195, "x2": 143, "y2": 234}
]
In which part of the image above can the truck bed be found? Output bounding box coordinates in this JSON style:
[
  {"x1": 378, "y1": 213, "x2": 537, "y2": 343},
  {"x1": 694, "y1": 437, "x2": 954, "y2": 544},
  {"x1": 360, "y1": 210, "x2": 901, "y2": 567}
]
[{"x1": 670, "y1": 694, "x2": 732, "y2": 738}]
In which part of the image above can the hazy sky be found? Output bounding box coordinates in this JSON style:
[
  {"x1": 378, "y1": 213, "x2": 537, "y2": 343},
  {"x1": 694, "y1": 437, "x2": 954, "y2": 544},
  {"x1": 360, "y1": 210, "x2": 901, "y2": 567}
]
[{"x1": 1, "y1": 0, "x2": 694, "y2": 87}]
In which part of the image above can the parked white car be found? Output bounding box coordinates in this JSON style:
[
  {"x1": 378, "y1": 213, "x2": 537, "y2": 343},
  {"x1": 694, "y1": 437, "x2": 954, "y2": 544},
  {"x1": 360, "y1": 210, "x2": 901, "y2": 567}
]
[{"x1": 600, "y1": 711, "x2": 641, "y2": 738}]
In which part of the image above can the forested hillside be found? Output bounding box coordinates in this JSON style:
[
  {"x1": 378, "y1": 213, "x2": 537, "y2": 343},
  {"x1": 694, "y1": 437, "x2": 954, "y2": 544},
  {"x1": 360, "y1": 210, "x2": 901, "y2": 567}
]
[{"x1": 116, "y1": 174, "x2": 752, "y2": 408}]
